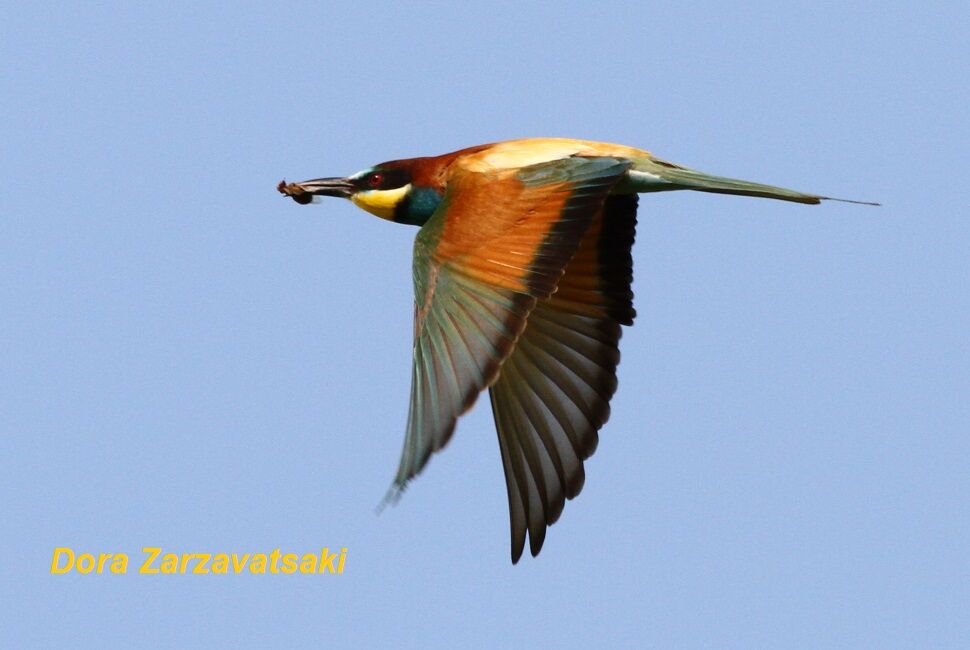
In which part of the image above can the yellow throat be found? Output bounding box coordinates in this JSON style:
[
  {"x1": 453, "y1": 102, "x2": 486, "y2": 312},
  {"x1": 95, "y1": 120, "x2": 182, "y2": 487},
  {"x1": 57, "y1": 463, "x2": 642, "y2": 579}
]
[{"x1": 350, "y1": 185, "x2": 412, "y2": 220}]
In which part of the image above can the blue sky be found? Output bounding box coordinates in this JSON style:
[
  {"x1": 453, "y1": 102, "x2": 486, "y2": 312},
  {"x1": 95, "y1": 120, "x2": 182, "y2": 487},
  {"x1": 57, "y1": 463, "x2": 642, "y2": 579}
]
[{"x1": 3, "y1": 2, "x2": 967, "y2": 647}]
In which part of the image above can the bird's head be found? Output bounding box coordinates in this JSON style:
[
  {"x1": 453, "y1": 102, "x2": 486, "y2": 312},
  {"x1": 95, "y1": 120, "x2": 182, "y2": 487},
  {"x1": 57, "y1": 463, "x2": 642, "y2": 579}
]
[{"x1": 278, "y1": 159, "x2": 444, "y2": 227}]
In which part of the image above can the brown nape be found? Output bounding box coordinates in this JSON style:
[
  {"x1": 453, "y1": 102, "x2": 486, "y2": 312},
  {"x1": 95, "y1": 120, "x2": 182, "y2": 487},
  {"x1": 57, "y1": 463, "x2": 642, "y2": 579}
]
[
  {"x1": 277, "y1": 180, "x2": 312, "y2": 204},
  {"x1": 377, "y1": 142, "x2": 494, "y2": 193}
]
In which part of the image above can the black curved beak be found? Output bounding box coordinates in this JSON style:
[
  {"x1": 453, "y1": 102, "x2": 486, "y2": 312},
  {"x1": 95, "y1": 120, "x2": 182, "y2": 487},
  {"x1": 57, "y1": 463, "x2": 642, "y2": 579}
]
[{"x1": 277, "y1": 177, "x2": 355, "y2": 204}]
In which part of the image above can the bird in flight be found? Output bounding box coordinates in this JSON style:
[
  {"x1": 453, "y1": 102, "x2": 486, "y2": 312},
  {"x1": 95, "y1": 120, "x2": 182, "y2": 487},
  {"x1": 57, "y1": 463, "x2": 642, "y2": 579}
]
[{"x1": 278, "y1": 138, "x2": 875, "y2": 563}]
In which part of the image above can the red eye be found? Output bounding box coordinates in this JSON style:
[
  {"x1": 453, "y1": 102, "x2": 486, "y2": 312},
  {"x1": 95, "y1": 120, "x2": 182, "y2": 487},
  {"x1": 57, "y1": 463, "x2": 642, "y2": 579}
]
[{"x1": 368, "y1": 173, "x2": 383, "y2": 188}]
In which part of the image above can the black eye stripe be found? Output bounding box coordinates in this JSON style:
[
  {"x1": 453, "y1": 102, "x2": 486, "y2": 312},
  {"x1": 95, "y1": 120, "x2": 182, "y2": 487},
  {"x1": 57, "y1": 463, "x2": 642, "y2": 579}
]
[{"x1": 356, "y1": 169, "x2": 410, "y2": 191}]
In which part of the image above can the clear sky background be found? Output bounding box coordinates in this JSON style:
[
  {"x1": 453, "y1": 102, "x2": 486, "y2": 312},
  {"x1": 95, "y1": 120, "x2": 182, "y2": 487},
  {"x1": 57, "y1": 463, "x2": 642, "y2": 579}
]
[{"x1": 3, "y1": 2, "x2": 967, "y2": 648}]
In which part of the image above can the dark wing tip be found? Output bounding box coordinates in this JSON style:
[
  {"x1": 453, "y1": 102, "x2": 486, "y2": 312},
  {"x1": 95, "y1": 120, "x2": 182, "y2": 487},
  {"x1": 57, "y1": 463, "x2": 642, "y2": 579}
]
[{"x1": 374, "y1": 483, "x2": 405, "y2": 515}]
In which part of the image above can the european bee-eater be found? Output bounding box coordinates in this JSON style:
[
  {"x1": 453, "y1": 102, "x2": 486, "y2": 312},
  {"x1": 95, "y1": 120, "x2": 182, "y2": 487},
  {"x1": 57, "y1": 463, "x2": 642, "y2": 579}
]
[{"x1": 278, "y1": 137, "x2": 875, "y2": 563}]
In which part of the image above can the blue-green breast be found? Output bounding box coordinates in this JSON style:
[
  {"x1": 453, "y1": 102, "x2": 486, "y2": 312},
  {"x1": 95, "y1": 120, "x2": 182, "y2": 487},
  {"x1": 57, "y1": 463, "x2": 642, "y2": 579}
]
[{"x1": 395, "y1": 187, "x2": 444, "y2": 227}]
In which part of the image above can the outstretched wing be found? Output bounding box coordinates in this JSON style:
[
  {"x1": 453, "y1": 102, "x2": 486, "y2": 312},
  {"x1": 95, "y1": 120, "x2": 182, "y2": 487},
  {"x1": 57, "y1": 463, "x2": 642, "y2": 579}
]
[
  {"x1": 387, "y1": 156, "x2": 631, "y2": 501},
  {"x1": 489, "y1": 194, "x2": 638, "y2": 562}
]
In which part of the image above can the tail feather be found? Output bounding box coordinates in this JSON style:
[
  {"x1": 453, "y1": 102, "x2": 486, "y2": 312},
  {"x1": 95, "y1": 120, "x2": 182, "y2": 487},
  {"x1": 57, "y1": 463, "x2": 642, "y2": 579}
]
[{"x1": 625, "y1": 158, "x2": 878, "y2": 206}]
